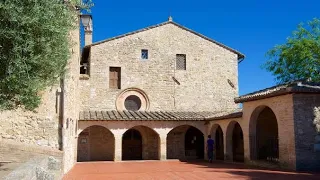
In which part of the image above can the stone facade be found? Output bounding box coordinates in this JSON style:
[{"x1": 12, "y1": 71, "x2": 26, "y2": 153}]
[
  {"x1": 61, "y1": 14, "x2": 81, "y2": 174},
  {"x1": 0, "y1": 90, "x2": 60, "y2": 149},
  {"x1": 293, "y1": 94, "x2": 320, "y2": 171},
  {"x1": 79, "y1": 21, "x2": 240, "y2": 112}
]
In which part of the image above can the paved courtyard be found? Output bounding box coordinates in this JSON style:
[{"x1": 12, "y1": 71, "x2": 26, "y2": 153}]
[{"x1": 63, "y1": 161, "x2": 320, "y2": 180}]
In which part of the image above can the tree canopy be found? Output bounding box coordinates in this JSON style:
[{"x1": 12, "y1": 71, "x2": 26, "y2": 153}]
[
  {"x1": 0, "y1": 0, "x2": 92, "y2": 110},
  {"x1": 263, "y1": 18, "x2": 320, "y2": 84}
]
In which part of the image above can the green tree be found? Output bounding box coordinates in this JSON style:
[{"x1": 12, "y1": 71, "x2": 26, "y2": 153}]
[
  {"x1": 0, "y1": 0, "x2": 92, "y2": 110},
  {"x1": 263, "y1": 18, "x2": 320, "y2": 84}
]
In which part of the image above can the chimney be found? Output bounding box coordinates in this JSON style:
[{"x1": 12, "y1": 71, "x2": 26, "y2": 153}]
[{"x1": 80, "y1": 14, "x2": 93, "y2": 46}]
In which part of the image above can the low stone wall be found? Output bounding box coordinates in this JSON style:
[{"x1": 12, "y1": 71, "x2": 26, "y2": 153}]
[
  {"x1": 0, "y1": 140, "x2": 63, "y2": 179},
  {"x1": 3, "y1": 156, "x2": 62, "y2": 180}
]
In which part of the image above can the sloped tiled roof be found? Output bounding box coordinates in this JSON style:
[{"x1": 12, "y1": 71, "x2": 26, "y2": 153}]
[
  {"x1": 84, "y1": 20, "x2": 245, "y2": 60},
  {"x1": 235, "y1": 81, "x2": 320, "y2": 103},
  {"x1": 79, "y1": 109, "x2": 242, "y2": 121},
  {"x1": 207, "y1": 109, "x2": 243, "y2": 120}
]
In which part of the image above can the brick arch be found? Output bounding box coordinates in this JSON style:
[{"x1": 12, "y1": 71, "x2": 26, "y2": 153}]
[
  {"x1": 122, "y1": 125, "x2": 160, "y2": 160},
  {"x1": 167, "y1": 125, "x2": 204, "y2": 160},
  {"x1": 249, "y1": 105, "x2": 279, "y2": 137},
  {"x1": 170, "y1": 123, "x2": 205, "y2": 135},
  {"x1": 210, "y1": 123, "x2": 224, "y2": 160},
  {"x1": 226, "y1": 121, "x2": 244, "y2": 162},
  {"x1": 126, "y1": 124, "x2": 160, "y2": 135},
  {"x1": 249, "y1": 105, "x2": 279, "y2": 161},
  {"x1": 77, "y1": 125, "x2": 115, "y2": 162},
  {"x1": 77, "y1": 124, "x2": 112, "y2": 136}
]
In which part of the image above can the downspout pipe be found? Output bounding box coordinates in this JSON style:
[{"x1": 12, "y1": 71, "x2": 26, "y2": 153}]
[{"x1": 59, "y1": 77, "x2": 65, "y2": 151}]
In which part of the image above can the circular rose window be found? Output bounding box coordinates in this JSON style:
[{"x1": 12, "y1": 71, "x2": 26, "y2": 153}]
[
  {"x1": 116, "y1": 88, "x2": 149, "y2": 111},
  {"x1": 124, "y1": 95, "x2": 142, "y2": 111}
]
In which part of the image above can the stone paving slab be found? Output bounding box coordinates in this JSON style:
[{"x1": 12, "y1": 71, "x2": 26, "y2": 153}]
[{"x1": 63, "y1": 161, "x2": 320, "y2": 180}]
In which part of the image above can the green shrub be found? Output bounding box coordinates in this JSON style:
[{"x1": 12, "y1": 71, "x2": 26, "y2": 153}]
[{"x1": 0, "y1": 0, "x2": 92, "y2": 110}]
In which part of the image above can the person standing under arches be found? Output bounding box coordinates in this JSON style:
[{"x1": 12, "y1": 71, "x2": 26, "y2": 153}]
[{"x1": 207, "y1": 135, "x2": 214, "y2": 163}]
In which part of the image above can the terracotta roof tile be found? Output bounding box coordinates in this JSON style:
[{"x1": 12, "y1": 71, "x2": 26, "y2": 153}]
[
  {"x1": 79, "y1": 110, "x2": 242, "y2": 121},
  {"x1": 235, "y1": 81, "x2": 320, "y2": 103}
]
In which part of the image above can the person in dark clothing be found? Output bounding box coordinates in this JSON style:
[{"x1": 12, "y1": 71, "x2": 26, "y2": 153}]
[{"x1": 207, "y1": 135, "x2": 214, "y2": 163}]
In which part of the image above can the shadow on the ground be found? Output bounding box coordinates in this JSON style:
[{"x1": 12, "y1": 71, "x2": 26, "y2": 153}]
[{"x1": 179, "y1": 160, "x2": 320, "y2": 180}]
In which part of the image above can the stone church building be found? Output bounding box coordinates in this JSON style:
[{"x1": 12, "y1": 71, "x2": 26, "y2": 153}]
[
  {"x1": 75, "y1": 15, "x2": 320, "y2": 171},
  {"x1": 1, "y1": 12, "x2": 320, "y2": 176}
]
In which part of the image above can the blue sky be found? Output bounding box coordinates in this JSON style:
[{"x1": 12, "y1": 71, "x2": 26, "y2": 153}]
[{"x1": 85, "y1": 0, "x2": 319, "y2": 96}]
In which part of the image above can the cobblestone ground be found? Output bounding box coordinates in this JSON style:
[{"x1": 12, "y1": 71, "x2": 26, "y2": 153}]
[{"x1": 63, "y1": 160, "x2": 320, "y2": 180}]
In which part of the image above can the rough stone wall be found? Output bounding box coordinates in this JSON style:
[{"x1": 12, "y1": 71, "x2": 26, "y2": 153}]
[
  {"x1": 77, "y1": 126, "x2": 114, "y2": 161},
  {"x1": 77, "y1": 129, "x2": 90, "y2": 161},
  {"x1": 293, "y1": 94, "x2": 320, "y2": 171},
  {"x1": 167, "y1": 125, "x2": 189, "y2": 159},
  {"x1": 134, "y1": 126, "x2": 159, "y2": 160},
  {"x1": 0, "y1": 87, "x2": 60, "y2": 148},
  {"x1": 241, "y1": 94, "x2": 296, "y2": 170},
  {"x1": 80, "y1": 22, "x2": 239, "y2": 112},
  {"x1": 61, "y1": 14, "x2": 81, "y2": 174}
]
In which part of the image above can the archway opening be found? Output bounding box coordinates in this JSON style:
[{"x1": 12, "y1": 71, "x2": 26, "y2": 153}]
[
  {"x1": 215, "y1": 126, "x2": 224, "y2": 160},
  {"x1": 185, "y1": 127, "x2": 204, "y2": 159},
  {"x1": 232, "y1": 123, "x2": 244, "y2": 162},
  {"x1": 167, "y1": 125, "x2": 204, "y2": 160},
  {"x1": 122, "y1": 126, "x2": 159, "y2": 160},
  {"x1": 254, "y1": 107, "x2": 279, "y2": 162},
  {"x1": 122, "y1": 129, "x2": 142, "y2": 160},
  {"x1": 77, "y1": 125, "x2": 115, "y2": 162}
]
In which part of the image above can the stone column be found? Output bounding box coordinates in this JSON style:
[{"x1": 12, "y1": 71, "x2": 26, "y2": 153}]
[
  {"x1": 202, "y1": 127, "x2": 208, "y2": 161},
  {"x1": 114, "y1": 134, "x2": 122, "y2": 161},
  {"x1": 159, "y1": 134, "x2": 167, "y2": 160}
]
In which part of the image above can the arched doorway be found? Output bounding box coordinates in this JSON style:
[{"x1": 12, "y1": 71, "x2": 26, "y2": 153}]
[
  {"x1": 122, "y1": 126, "x2": 160, "y2": 160},
  {"x1": 250, "y1": 106, "x2": 279, "y2": 162},
  {"x1": 167, "y1": 125, "x2": 204, "y2": 160},
  {"x1": 210, "y1": 124, "x2": 224, "y2": 160},
  {"x1": 185, "y1": 127, "x2": 204, "y2": 159},
  {"x1": 226, "y1": 121, "x2": 244, "y2": 162},
  {"x1": 215, "y1": 126, "x2": 224, "y2": 160},
  {"x1": 232, "y1": 123, "x2": 244, "y2": 162},
  {"x1": 77, "y1": 125, "x2": 115, "y2": 162},
  {"x1": 122, "y1": 129, "x2": 142, "y2": 160}
]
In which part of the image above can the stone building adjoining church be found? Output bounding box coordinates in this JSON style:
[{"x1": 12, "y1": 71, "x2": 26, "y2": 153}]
[{"x1": 1, "y1": 12, "x2": 320, "y2": 176}]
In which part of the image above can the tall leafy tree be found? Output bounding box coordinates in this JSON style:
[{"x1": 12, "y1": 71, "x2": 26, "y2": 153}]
[
  {"x1": 0, "y1": 0, "x2": 92, "y2": 110},
  {"x1": 263, "y1": 18, "x2": 320, "y2": 84}
]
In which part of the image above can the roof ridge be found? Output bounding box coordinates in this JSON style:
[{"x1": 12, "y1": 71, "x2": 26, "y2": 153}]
[{"x1": 84, "y1": 20, "x2": 245, "y2": 60}]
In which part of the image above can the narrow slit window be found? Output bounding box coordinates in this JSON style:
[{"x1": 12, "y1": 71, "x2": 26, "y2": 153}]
[
  {"x1": 176, "y1": 54, "x2": 186, "y2": 70},
  {"x1": 141, "y1": 49, "x2": 148, "y2": 59},
  {"x1": 109, "y1": 67, "x2": 121, "y2": 89}
]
